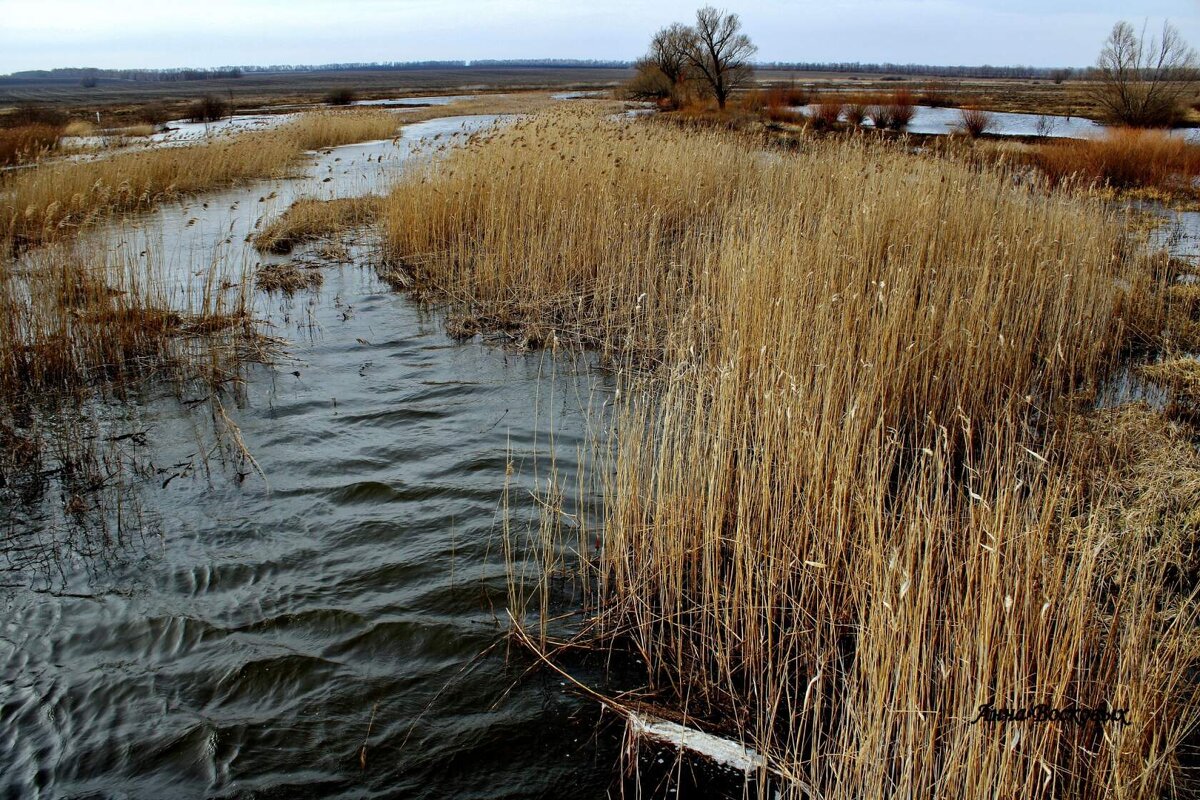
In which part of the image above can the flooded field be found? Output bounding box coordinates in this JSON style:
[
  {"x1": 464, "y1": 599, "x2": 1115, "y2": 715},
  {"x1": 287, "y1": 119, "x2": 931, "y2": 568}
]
[
  {"x1": 0, "y1": 115, "x2": 643, "y2": 799},
  {"x1": 795, "y1": 102, "x2": 1200, "y2": 140}
]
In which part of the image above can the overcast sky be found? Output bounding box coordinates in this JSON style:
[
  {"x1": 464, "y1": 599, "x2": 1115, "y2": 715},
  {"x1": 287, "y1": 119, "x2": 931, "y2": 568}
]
[{"x1": 1, "y1": 0, "x2": 1198, "y2": 73}]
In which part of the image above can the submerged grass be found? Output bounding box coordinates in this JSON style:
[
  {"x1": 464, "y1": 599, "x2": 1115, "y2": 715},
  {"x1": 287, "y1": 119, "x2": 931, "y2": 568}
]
[
  {"x1": 0, "y1": 242, "x2": 267, "y2": 404},
  {"x1": 255, "y1": 262, "x2": 325, "y2": 294},
  {"x1": 0, "y1": 110, "x2": 399, "y2": 248},
  {"x1": 0, "y1": 236, "x2": 275, "y2": 501},
  {"x1": 380, "y1": 109, "x2": 1196, "y2": 798}
]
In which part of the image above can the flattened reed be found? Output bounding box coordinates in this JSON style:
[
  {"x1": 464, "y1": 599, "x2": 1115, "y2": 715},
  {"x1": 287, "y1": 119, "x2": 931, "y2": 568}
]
[{"x1": 253, "y1": 196, "x2": 380, "y2": 254}]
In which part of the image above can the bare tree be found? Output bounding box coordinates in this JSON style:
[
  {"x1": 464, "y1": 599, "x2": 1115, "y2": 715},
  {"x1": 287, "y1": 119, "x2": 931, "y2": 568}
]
[
  {"x1": 682, "y1": 7, "x2": 757, "y2": 110},
  {"x1": 1089, "y1": 20, "x2": 1198, "y2": 127},
  {"x1": 625, "y1": 23, "x2": 694, "y2": 106},
  {"x1": 650, "y1": 23, "x2": 693, "y2": 88}
]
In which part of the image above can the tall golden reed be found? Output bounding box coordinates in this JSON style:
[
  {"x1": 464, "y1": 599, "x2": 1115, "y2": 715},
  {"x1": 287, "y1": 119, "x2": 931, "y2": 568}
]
[{"x1": 380, "y1": 109, "x2": 1194, "y2": 798}]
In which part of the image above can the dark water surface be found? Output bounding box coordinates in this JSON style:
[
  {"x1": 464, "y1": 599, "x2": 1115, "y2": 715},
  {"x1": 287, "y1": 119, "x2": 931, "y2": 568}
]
[{"x1": 2, "y1": 118, "x2": 627, "y2": 799}]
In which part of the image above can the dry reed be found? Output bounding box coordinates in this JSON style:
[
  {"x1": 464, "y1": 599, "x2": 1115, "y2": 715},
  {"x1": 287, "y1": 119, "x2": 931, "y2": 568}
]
[
  {"x1": 0, "y1": 110, "x2": 399, "y2": 248},
  {"x1": 0, "y1": 242, "x2": 265, "y2": 403},
  {"x1": 253, "y1": 196, "x2": 380, "y2": 254},
  {"x1": 380, "y1": 108, "x2": 1195, "y2": 799},
  {"x1": 0, "y1": 124, "x2": 62, "y2": 167},
  {"x1": 1032, "y1": 128, "x2": 1200, "y2": 191}
]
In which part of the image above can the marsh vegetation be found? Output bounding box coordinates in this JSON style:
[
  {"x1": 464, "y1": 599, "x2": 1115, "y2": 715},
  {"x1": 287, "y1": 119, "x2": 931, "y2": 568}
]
[
  {"x1": 381, "y1": 108, "x2": 1200, "y2": 798},
  {"x1": 2, "y1": 44, "x2": 1200, "y2": 800}
]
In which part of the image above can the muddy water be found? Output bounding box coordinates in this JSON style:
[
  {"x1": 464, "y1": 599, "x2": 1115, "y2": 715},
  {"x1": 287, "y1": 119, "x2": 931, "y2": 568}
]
[{"x1": 1, "y1": 117, "x2": 628, "y2": 798}]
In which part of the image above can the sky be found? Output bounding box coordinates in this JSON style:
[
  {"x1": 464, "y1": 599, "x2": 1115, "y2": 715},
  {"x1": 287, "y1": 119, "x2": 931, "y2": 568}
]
[{"x1": 1, "y1": 0, "x2": 1198, "y2": 74}]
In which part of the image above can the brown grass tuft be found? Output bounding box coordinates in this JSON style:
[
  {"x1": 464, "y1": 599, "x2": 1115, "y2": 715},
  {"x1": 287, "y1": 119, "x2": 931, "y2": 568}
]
[
  {"x1": 253, "y1": 196, "x2": 380, "y2": 254},
  {"x1": 254, "y1": 262, "x2": 325, "y2": 293},
  {"x1": 959, "y1": 107, "x2": 994, "y2": 138},
  {"x1": 810, "y1": 98, "x2": 844, "y2": 128}
]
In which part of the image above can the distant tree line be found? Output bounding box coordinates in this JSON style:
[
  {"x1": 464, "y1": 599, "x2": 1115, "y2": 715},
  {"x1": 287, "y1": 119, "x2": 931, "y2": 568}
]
[
  {"x1": 757, "y1": 62, "x2": 1077, "y2": 80},
  {"x1": 8, "y1": 67, "x2": 244, "y2": 82},
  {"x1": 0, "y1": 59, "x2": 1102, "y2": 83},
  {"x1": 2, "y1": 59, "x2": 633, "y2": 81}
]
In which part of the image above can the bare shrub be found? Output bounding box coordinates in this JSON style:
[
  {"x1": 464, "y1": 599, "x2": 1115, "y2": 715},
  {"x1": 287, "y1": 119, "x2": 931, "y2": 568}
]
[
  {"x1": 867, "y1": 98, "x2": 895, "y2": 129},
  {"x1": 186, "y1": 95, "x2": 230, "y2": 123},
  {"x1": 811, "y1": 99, "x2": 844, "y2": 128},
  {"x1": 1089, "y1": 20, "x2": 1198, "y2": 127},
  {"x1": 887, "y1": 89, "x2": 916, "y2": 127},
  {"x1": 959, "y1": 107, "x2": 993, "y2": 137},
  {"x1": 324, "y1": 88, "x2": 359, "y2": 106},
  {"x1": 844, "y1": 99, "x2": 869, "y2": 126}
]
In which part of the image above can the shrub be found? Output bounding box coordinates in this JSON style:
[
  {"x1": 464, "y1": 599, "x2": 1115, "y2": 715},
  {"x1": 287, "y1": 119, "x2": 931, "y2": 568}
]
[
  {"x1": 887, "y1": 89, "x2": 916, "y2": 128},
  {"x1": 1089, "y1": 21, "x2": 1197, "y2": 127},
  {"x1": 959, "y1": 107, "x2": 993, "y2": 138},
  {"x1": 324, "y1": 88, "x2": 358, "y2": 106},
  {"x1": 867, "y1": 100, "x2": 895, "y2": 130},
  {"x1": 811, "y1": 99, "x2": 844, "y2": 128},
  {"x1": 137, "y1": 103, "x2": 170, "y2": 126},
  {"x1": 186, "y1": 95, "x2": 230, "y2": 123},
  {"x1": 844, "y1": 101, "x2": 868, "y2": 126},
  {"x1": 866, "y1": 91, "x2": 916, "y2": 130}
]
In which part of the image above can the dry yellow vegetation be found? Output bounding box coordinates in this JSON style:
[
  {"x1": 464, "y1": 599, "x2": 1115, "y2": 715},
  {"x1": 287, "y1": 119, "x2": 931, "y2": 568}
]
[
  {"x1": 1, "y1": 110, "x2": 399, "y2": 247},
  {"x1": 381, "y1": 109, "x2": 1196, "y2": 798}
]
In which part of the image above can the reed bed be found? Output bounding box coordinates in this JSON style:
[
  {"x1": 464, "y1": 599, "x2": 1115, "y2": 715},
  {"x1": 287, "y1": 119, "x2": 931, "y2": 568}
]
[
  {"x1": 0, "y1": 242, "x2": 266, "y2": 404},
  {"x1": 0, "y1": 123, "x2": 62, "y2": 167},
  {"x1": 1032, "y1": 128, "x2": 1200, "y2": 191},
  {"x1": 0, "y1": 235, "x2": 275, "y2": 502},
  {"x1": 253, "y1": 196, "x2": 380, "y2": 254},
  {"x1": 380, "y1": 109, "x2": 1197, "y2": 798},
  {"x1": 0, "y1": 110, "x2": 399, "y2": 248}
]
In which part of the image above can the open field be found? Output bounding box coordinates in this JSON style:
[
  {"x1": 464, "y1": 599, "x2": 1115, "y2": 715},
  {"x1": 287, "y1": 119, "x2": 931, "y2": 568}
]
[
  {"x1": 2, "y1": 65, "x2": 1178, "y2": 128},
  {"x1": 0, "y1": 66, "x2": 633, "y2": 124}
]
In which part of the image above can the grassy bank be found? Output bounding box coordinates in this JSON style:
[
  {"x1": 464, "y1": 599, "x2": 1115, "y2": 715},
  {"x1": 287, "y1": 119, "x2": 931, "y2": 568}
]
[
  {"x1": 380, "y1": 109, "x2": 1196, "y2": 798},
  {"x1": 0, "y1": 109, "x2": 399, "y2": 248}
]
